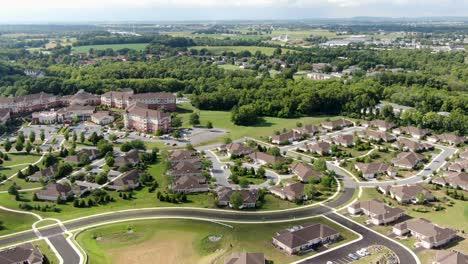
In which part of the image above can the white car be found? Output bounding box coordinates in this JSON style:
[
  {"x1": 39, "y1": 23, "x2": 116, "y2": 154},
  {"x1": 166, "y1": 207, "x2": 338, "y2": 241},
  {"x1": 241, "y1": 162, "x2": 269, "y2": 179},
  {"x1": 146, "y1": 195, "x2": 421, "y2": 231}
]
[
  {"x1": 326, "y1": 261, "x2": 334, "y2": 264},
  {"x1": 356, "y1": 250, "x2": 366, "y2": 257}
]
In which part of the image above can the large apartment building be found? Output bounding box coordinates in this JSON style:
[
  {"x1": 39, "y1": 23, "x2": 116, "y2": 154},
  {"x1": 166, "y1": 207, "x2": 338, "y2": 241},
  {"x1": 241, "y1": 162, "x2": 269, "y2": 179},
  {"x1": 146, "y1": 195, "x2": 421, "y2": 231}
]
[
  {"x1": 0, "y1": 92, "x2": 63, "y2": 114},
  {"x1": 101, "y1": 89, "x2": 176, "y2": 111},
  {"x1": 123, "y1": 103, "x2": 171, "y2": 134}
]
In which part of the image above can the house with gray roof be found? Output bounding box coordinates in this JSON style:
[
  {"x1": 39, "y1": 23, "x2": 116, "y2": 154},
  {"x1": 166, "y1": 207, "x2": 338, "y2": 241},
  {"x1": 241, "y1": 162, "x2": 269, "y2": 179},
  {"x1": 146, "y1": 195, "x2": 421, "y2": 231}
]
[
  {"x1": 393, "y1": 218, "x2": 456, "y2": 249},
  {"x1": 0, "y1": 243, "x2": 44, "y2": 264}
]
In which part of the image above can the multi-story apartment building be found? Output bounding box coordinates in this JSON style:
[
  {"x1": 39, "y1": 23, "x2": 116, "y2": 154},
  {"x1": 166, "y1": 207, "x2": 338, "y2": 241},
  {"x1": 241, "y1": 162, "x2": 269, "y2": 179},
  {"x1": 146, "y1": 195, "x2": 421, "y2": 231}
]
[
  {"x1": 101, "y1": 89, "x2": 176, "y2": 111},
  {"x1": 123, "y1": 103, "x2": 171, "y2": 134},
  {"x1": 0, "y1": 92, "x2": 62, "y2": 114}
]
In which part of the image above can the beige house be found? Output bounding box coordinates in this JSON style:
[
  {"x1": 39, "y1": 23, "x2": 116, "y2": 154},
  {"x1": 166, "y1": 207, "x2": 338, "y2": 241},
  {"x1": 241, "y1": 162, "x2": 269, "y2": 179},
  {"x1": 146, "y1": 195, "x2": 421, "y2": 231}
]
[
  {"x1": 272, "y1": 223, "x2": 340, "y2": 255},
  {"x1": 348, "y1": 199, "x2": 405, "y2": 225},
  {"x1": 393, "y1": 218, "x2": 456, "y2": 249}
]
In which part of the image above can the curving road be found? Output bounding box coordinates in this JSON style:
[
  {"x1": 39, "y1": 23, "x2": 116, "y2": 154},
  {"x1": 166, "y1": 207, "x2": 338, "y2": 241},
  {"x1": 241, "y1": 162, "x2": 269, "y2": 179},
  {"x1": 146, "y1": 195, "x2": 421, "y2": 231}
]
[{"x1": 0, "y1": 163, "x2": 418, "y2": 264}]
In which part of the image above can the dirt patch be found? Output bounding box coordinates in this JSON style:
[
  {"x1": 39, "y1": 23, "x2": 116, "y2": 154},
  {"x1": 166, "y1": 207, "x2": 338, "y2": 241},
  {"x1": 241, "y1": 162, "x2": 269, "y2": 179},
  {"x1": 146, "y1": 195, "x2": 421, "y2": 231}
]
[{"x1": 106, "y1": 231, "x2": 221, "y2": 264}]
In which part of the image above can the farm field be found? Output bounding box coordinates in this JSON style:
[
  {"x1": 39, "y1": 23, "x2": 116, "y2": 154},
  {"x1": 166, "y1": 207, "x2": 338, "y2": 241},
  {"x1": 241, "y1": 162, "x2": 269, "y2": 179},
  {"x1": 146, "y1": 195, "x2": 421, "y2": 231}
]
[
  {"x1": 76, "y1": 218, "x2": 359, "y2": 264},
  {"x1": 72, "y1": 43, "x2": 149, "y2": 53}
]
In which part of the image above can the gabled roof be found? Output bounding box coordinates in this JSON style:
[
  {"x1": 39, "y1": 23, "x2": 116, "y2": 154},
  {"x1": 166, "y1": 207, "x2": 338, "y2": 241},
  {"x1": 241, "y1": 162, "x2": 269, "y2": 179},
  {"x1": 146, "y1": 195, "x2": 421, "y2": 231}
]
[
  {"x1": 0, "y1": 243, "x2": 43, "y2": 264},
  {"x1": 351, "y1": 199, "x2": 404, "y2": 220},
  {"x1": 172, "y1": 175, "x2": 207, "y2": 191},
  {"x1": 169, "y1": 149, "x2": 199, "y2": 161},
  {"x1": 394, "y1": 218, "x2": 456, "y2": 244},
  {"x1": 389, "y1": 184, "x2": 433, "y2": 201},
  {"x1": 355, "y1": 162, "x2": 390, "y2": 175},
  {"x1": 392, "y1": 152, "x2": 425, "y2": 167},
  {"x1": 110, "y1": 169, "x2": 140, "y2": 187},
  {"x1": 248, "y1": 152, "x2": 285, "y2": 164},
  {"x1": 37, "y1": 183, "x2": 72, "y2": 198},
  {"x1": 274, "y1": 223, "x2": 340, "y2": 248},
  {"x1": 125, "y1": 102, "x2": 170, "y2": 119},
  {"x1": 307, "y1": 141, "x2": 331, "y2": 153},
  {"x1": 435, "y1": 250, "x2": 468, "y2": 264},
  {"x1": 289, "y1": 162, "x2": 323, "y2": 181}
]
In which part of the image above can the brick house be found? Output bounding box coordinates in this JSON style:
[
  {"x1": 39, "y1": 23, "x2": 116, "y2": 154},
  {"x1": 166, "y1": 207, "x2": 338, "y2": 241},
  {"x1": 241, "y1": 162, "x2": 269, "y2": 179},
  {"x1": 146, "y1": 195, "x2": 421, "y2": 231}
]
[{"x1": 123, "y1": 103, "x2": 171, "y2": 134}]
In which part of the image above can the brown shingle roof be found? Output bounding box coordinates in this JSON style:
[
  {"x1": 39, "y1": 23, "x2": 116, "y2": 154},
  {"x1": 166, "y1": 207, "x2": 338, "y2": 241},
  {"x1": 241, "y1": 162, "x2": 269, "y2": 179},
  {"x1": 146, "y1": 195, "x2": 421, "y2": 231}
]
[
  {"x1": 274, "y1": 223, "x2": 340, "y2": 249},
  {"x1": 125, "y1": 102, "x2": 169, "y2": 119},
  {"x1": 394, "y1": 218, "x2": 456, "y2": 244}
]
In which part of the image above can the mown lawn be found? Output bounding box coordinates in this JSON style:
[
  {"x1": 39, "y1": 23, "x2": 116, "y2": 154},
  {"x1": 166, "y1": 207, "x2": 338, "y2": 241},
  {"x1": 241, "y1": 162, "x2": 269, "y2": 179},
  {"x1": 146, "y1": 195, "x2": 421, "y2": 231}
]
[
  {"x1": 72, "y1": 43, "x2": 149, "y2": 53},
  {"x1": 177, "y1": 103, "x2": 342, "y2": 143},
  {"x1": 0, "y1": 210, "x2": 36, "y2": 236},
  {"x1": 76, "y1": 218, "x2": 359, "y2": 264},
  {"x1": 33, "y1": 239, "x2": 60, "y2": 264}
]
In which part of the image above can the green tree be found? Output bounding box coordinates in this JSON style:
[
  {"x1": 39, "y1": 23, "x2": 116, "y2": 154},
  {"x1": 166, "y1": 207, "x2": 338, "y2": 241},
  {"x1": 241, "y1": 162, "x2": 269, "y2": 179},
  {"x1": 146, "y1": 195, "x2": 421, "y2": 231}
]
[
  {"x1": 40, "y1": 130, "x2": 45, "y2": 142},
  {"x1": 25, "y1": 141, "x2": 32, "y2": 154},
  {"x1": 80, "y1": 132, "x2": 85, "y2": 143},
  {"x1": 28, "y1": 131, "x2": 36, "y2": 143},
  {"x1": 15, "y1": 140, "x2": 24, "y2": 152},
  {"x1": 206, "y1": 121, "x2": 213, "y2": 129},
  {"x1": 189, "y1": 112, "x2": 200, "y2": 126},
  {"x1": 314, "y1": 158, "x2": 327, "y2": 172},
  {"x1": 229, "y1": 191, "x2": 244, "y2": 209},
  {"x1": 4, "y1": 139, "x2": 11, "y2": 152},
  {"x1": 231, "y1": 105, "x2": 259, "y2": 126}
]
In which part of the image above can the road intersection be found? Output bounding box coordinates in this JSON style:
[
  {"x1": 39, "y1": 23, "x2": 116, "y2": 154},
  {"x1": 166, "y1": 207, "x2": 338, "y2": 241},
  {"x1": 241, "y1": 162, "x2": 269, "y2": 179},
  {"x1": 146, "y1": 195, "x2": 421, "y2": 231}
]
[{"x1": 0, "y1": 125, "x2": 458, "y2": 264}]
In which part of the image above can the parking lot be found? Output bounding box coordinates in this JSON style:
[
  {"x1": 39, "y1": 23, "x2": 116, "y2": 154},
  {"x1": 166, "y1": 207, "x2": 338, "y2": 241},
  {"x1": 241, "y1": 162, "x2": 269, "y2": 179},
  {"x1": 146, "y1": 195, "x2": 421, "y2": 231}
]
[{"x1": 19, "y1": 125, "x2": 59, "y2": 141}]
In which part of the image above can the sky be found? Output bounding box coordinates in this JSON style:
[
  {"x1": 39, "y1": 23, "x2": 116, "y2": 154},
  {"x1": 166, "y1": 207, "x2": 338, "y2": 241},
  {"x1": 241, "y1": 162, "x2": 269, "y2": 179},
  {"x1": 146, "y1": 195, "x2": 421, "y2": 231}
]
[{"x1": 0, "y1": 0, "x2": 467, "y2": 23}]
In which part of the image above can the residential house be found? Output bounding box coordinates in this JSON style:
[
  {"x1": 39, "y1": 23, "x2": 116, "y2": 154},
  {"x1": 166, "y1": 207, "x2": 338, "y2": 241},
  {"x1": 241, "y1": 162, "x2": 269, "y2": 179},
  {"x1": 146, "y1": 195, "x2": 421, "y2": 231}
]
[
  {"x1": 224, "y1": 252, "x2": 265, "y2": 264},
  {"x1": 171, "y1": 175, "x2": 209, "y2": 193},
  {"x1": 169, "y1": 150, "x2": 200, "y2": 164},
  {"x1": 357, "y1": 129, "x2": 396, "y2": 142},
  {"x1": 0, "y1": 243, "x2": 44, "y2": 264},
  {"x1": 270, "y1": 182, "x2": 307, "y2": 201},
  {"x1": 27, "y1": 164, "x2": 59, "y2": 182},
  {"x1": 369, "y1": 120, "x2": 396, "y2": 131},
  {"x1": 64, "y1": 148, "x2": 100, "y2": 165},
  {"x1": 393, "y1": 126, "x2": 430, "y2": 139},
  {"x1": 91, "y1": 111, "x2": 114, "y2": 125},
  {"x1": 433, "y1": 250, "x2": 468, "y2": 264},
  {"x1": 248, "y1": 152, "x2": 286, "y2": 165},
  {"x1": 321, "y1": 119, "x2": 353, "y2": 131},
  {"x1": 0, "y1": 109, "x2": 10, "y2": 124},
  {"x1": 392, "y1": 138, "x2": 433, "y2": 152},
  {"x1": 354, "y1": 162, "x2": 396, "y2": 179},
  {"x1": 447, "y1": 159, "x2": 468, "y2": 172},
  {"x1": 392, "y1": 152, "x2": 426, "y2": 169},
  {"x1": 306, "y1": 142, "x2": 331, "y2": 156},
  {"x1": 272, "y1": 223, "x2": 340, "y2": 255},
  {"x1": 123, "y1": 103, "x2": 171, "y2": 134},
  {"x1": 432, "y1": 172, "x2": 468, "y2": 191},
  {"x1": 113, "y1": 149, "x2": 140, "y2": 168},
  {"x1": 393, "y1": 218, "x2": 456, "y2": 249},
  {"x1": 107, "y1": 169, "x2": 141, "y2": 191},
  {"x1": 332, "y1": 134, "x2": 355, "y2": 147},
  {"x1": 219, "y1": 143, "x2": 254, "y2": 158},
  {"x1": 348, "y1": 199, "x2": 405, "y2": 225},
  {"x1": 36, "y1": 183, "x2": 73, "y2": 201},
  {"x1": 216, "y1": 187, "x2": 259, "y2": 209},
  {"x1": 427, "y1": 134, "x2": 466, "y2": 146},
  {"x1": 292, "y1": 125, "x2": 320, "y2": 137},
  {"x1": 168, "y1": 161, "x2": 202, "y2": 178},
  {"x1": 460, "y1": 150, "x2": 468, "y2": 159},
  {"x1": 289, "y1": 162, "x2": 323, "y2": 182},
  {"x1": 270, "y1": 131, "x2": 300, "y2": 144},
  {"x1": 385, "y1": 184, "x2": 434, "y2": 203}
]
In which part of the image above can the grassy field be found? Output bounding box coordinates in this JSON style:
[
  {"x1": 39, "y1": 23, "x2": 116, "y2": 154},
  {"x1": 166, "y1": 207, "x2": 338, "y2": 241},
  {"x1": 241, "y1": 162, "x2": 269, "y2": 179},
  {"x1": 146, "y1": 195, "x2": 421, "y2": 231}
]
[
  {"x1": 76, "y1": 218, "x2": 358, "y2": 264},
  {"x1": 177, "y1": 103, "x2": 342, "y2": 143},
  {"x1": 33, "y1": 239, "x2": 60, "y2": 264},
  {"x1": 190, "y1": 45, "x2": 295, "y2": 56},
  {"x1": 72, "y1": 43, "x2": 149, "y2": 53},
  {"x1": 0, "y1": 210, "x2": 36, "y2": 236}
]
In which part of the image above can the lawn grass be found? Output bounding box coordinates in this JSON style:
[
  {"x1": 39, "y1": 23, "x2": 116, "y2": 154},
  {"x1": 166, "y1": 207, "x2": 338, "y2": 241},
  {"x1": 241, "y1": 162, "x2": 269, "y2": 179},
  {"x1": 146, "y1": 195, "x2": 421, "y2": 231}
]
[
  {"x1": 177, "y1": 103, "x2": 342, "y2": 143},
  {"x1": 360, "y1": 187, "x2": 468, "y2": 233},
  {"x1": 72, "y1": 43, "x2": 149, "y2": 53},
  {"x1": 33, "y1": 239, "x2": 60, "y2": 264},
  {"x1": 76, "y1": 218, "x2": 359, "y2": 264},
  {"x1": 1, "y1": 153, "x2": 42, "y2": 167},
  {"x1": 190, "y1": 46, "x2": 295, "y2": 56},
  {"x1": 0, "y1": 210, "x2": 36, "y2": 236}
]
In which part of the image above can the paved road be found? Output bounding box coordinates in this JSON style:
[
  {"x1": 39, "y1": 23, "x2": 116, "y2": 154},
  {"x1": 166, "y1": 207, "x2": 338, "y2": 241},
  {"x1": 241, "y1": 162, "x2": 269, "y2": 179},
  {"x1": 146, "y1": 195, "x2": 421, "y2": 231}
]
[
  {"x1": 48, "y1": 235, "x2": 81, "y2": 264},
  {"x1": 301, "y1": 213, "x2": 417, "y2": 264}
]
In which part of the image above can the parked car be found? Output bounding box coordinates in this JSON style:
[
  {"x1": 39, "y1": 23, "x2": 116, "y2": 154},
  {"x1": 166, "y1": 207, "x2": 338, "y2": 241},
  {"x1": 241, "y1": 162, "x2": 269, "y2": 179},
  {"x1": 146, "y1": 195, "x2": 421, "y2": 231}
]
[{"x1": 348, "y1": 253, "x2": 359, "y2": 260}]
